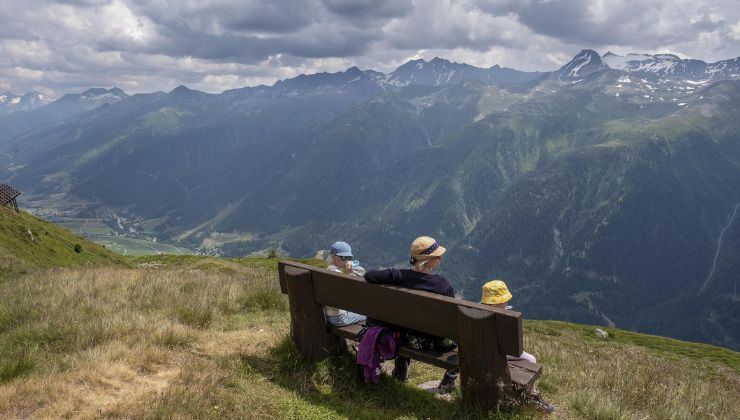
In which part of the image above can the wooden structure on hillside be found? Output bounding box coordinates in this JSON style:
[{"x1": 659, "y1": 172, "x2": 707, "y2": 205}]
[
  {"x1": 278, "y1": 260, "x2": 542, "y2": 410},
  {"x1": 0, "y1": 183, "x2": 21, "y2": 212}
]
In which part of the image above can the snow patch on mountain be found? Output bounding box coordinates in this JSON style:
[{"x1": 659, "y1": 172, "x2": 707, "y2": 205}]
[
  {"x1": 569, "y1": 55, "x2": 592, "y2": 76},
  {"x1": 601, "y1": 52, "x2": 740, "y2": 80}
]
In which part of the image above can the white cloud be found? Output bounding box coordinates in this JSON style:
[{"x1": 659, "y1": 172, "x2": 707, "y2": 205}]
[
  {"x1": 0, "y1": 0, "x2": 737, "y2": 96},
  {"x1": 729, "y1": 22, "x2": 740, "y2": 41},
  {"x1": 98, "y1": 0, "x2": 153, "y2": 43},
  {"x1": 4, "y1": 66, "x2": 45, "y2": 80}
]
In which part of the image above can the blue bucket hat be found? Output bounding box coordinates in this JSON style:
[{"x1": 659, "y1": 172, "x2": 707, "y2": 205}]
[{"x1": 329, "y1": 241, "x2": 353, "y2": 257}]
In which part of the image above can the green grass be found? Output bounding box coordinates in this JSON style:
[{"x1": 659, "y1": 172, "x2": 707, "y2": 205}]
[
  {"x1": 0, "y1": 206, "x2": 130, "y2": 274},
  {"x1": 228, "y1": 337, "x2": 537, "y2": 420},
  {"x1": 140, "y1": 107, "x2": 186, "y2": 132},
  {"x1": 134, "y1": 254, "x2": 327, "y2": 272},
  {"x1": 526, "y1": 320, "x2": 740, "y2": 371},
  {"x1": 0, "y1": 349, "x2": 35, "y2": 383}
]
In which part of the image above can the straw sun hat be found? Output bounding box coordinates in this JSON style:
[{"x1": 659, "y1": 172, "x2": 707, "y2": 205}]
[{"x1": 409, "y1": 236, "x2": 446, "y2": 265}]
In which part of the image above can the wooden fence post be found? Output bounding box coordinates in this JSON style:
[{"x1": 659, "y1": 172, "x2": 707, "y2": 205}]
[
  {"x1": 457, "y1": 305, "x2": 512, "y2": 410},
  {"x1": 284, "y1": 265, "x2": 341, "y2": 361}
]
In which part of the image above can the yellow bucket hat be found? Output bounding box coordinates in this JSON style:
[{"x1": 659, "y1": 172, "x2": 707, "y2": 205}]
[{"x1": 480, "y1": 280, "x2": 512, "y2": 305}]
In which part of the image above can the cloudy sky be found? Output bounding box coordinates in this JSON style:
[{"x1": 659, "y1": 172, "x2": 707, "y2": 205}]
[{"x1": 1, "y1": 0, "x2": 739, "y2": 97}]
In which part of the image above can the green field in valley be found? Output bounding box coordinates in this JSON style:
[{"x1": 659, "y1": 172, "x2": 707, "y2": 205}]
[
  {"x1": 93, "y1": 236, "x2": 194, "y2": 257},
  {"x1": 54, "y1": 218, "x2": 114, "y2": 235},
  {"x1": 48, "y1": 216, "x2": 195, "y2": 256}
]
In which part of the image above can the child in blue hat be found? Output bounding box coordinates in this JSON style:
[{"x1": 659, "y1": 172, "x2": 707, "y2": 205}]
[{"x1": 324, "y1": 241, "x2": 367, "y2": 326}]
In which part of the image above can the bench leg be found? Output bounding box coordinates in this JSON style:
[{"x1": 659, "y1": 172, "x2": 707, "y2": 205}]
[
  {"x1": 284, "y1": 266, "x2": 341, "y2": 362},
  {"x1": 457, "y1": 305, "x2": 513, "y2": 410}
]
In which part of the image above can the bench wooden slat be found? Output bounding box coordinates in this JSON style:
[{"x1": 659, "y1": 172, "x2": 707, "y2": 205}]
[
  {"x1": 508, "y1": 359, "x2": 541, "y2": 374},
  {"x1": 508, "y1": 359, "x2": 542, "y2": 389},
  {"x1": 398, "y1": 347, "x2": 459, "y2": 370},
  {"x1": 326, "y1": 323, "x2": 541, "y2": 389},
  {"x1": 328, "y1": 322, "x2": 363, "y2": 338},
  {"x1": 281, "y1": 261, "x2": 523, "y2": 357}
]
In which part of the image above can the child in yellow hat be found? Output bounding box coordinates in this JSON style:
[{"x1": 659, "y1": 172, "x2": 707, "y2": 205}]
[
  {"x1": 481, "y1": 280, "x2": 554, "y2": 413},
  {"x1": 480, "y1": 280, "x2": 536, "y2": 364}
]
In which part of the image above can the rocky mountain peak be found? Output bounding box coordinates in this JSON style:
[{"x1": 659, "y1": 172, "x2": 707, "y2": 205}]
[
  {"x1": 557, "y1": 49, "x2": 609, "y2": 79},
  {"x1": 169, "y1": 85, "x2": 196, "y2": 95},
  {"x1": 429, "y1": 56, "x2": 451, "y2": 65},
  {"x1": 79, "y1": 87, "x2": 129, "y2": 100}
]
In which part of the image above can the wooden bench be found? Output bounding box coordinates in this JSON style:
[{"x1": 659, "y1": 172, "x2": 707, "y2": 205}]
[{"x1": 278, "y1": 261, "x2": 542, "y2": 409}]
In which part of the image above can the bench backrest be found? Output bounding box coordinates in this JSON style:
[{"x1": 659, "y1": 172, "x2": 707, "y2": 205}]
[{"x1": 278, "y1": 260, "x2": 523, "y2": 357}]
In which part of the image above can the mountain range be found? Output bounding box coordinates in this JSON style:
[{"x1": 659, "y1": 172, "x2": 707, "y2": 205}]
[
  {"x1": 2, "y1": 49, "x2": 739, "y2": 349},
  {"x1": 0, "y1": 91, "x2": 51, "y2": 114}
]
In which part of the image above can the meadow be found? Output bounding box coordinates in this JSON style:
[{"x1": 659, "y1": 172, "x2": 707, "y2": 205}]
[{"x1": 0, "y1": 260, "x2": 737, "y2": 419}]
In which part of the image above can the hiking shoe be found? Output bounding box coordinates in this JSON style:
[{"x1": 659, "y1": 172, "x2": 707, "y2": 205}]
[
  {"x1": 418, "y1": 381, "x2": 454, "y2": 401},
  {"x1": 529, "y1": 390, "x2": 555, "y2": 414},
  {"x1": 438, "y1": 371, "x2": 457, "y2": 393},
  {"x1": 392, "y1": 358, "x2": 410, "y2": 382},
  {"x1": 535, "y1": 400, "x2": 555, "y2": 414}
]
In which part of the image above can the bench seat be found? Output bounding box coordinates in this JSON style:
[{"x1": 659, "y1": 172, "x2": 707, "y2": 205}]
[{"x1": 328, "y1": 323, "x2": 542, "y2": 389}]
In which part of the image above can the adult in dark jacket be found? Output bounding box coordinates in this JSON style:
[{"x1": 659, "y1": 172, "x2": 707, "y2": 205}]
[{"x1": 364, "y1": 236, "x2": 458, "y2": 394}]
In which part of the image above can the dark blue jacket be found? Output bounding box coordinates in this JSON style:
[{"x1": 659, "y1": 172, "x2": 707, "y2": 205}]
[{"x1": 364, "y1": 268, "x2": 455, "y2": 297}]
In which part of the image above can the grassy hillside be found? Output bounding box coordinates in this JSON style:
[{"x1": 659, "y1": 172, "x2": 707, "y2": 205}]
[
  {"x1": 0, "y1": 212, "x2": 737, "y2": 418},
  {"x1": 0, "y1": 257, "x2": 737, "y2": 419},
  {"x1": 0, "y1": 206, "x2": 130, "y2": 275}
]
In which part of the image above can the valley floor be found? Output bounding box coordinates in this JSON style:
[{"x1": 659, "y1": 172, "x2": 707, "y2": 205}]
[
  {"x1": 0, "y1": 258, "x2": 738, "y2": 419},
  {"x1": 90, "y1": 236, "x2": 194, "y2": 257}
]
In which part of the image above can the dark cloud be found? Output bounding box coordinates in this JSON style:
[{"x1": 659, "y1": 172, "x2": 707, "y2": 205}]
[
  {"x1": 110, "y1": 0, "x2": 383, "y2": 61},
  {"x1": 54, "y1": 0, "x2": 109, "y2": 5},
  {"x1": 94, "y1": 16, "x2": 377, "y2": 64},
  {"x1": 220, "y1": 2, "x2": 318, "y2": 34},
  {"x1": 470, "y1": 0, "x2": 738, "y2": 49},
  {"x1": 323, "y1": 0, "x2": 414, "y2": 20},
  {"x1": 133, "y1": 0, "x2": 322, "y2": 35},
  {"x1": 0, "y1": 0, "x2": 738, "y2": 96},
  {"x1": 471, "y1": 0, "x2": 667, "y2": 47}
]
